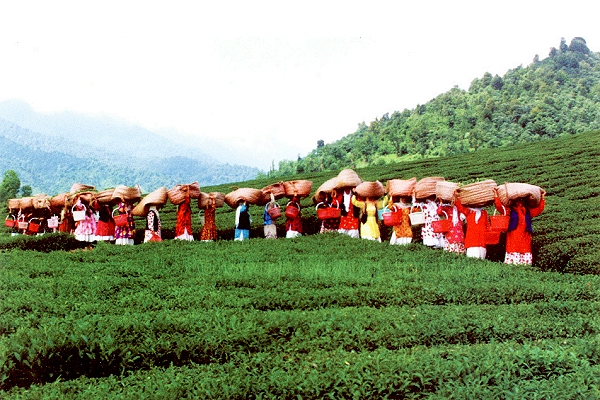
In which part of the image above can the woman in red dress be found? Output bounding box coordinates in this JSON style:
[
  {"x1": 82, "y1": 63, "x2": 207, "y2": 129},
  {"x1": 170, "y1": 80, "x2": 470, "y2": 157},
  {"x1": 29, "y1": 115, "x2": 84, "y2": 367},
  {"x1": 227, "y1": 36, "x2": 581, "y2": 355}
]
[
  {"x1": 454, "y1": 198, "x2": 489, "y2": 259},
  {"x1": 175, "y1": 194, "x2": 194, "y2": 241},
  {"x1": 494, "y1": 189, "x2": 545, "y2": 265}
]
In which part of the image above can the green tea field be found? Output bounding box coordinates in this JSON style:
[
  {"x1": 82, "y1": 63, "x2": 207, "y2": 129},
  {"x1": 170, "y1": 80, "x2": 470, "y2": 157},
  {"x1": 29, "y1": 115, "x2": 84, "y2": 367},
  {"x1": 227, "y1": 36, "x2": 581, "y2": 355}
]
[{"x1": 2, "y1": 131, "x2": 600, "y2": 398}]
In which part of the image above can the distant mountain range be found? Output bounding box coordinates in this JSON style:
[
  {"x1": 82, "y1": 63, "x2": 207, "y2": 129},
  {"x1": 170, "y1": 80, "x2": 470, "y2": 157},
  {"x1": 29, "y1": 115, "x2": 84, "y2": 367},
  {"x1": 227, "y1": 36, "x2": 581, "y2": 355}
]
[{"x1": 0, "y1": 100, "x2": 260, "y2": 194}]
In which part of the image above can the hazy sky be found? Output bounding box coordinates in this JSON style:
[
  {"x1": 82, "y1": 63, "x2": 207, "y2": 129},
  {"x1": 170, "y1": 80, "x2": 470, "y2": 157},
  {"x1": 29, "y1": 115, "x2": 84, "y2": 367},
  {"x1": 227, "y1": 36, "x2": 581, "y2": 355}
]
[{"x1": 1, "y1": 1, "x2": 597, "y2": 170}]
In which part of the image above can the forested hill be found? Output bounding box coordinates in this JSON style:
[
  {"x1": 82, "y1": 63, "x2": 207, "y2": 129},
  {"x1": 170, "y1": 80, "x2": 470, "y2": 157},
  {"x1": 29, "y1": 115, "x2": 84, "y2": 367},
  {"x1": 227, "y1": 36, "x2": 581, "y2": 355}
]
[
  {"x1": 0, "y1": 119, "x2": 260, "y2": 194},
  {"x1": 271, "y1": 37, "x2": 600, "y2": 176}
]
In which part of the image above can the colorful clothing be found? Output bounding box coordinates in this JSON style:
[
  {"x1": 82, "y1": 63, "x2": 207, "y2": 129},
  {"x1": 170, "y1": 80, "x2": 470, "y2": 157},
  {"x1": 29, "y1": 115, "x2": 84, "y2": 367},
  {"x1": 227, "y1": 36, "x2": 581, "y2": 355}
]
[
  {"x1": 319, "y1": 199, "x2": 341, "y2": 233},
  {"x1": 263, "y1": 203, "x2": 278, "y2": 239},
  {"x1": 495, "y1": 197, "x2": 545, "y2": 264},
  {"x1": 144, "y1": 206, "x2": 162, "y2": 242},
  {"x1": 235, "y1": 203, "x2": 251, "y2": 241},
  {"x1": 351, "y1": 196, "x2": 382, "y2": 241},
  {"x1": 74, "y1": 200, "x2": 96, "y2": 242},
  {"x1": 437, "y1": 204, "x2": 466, "y2": 254},
  {"x1": 200, "y1": 204, "x2": 218, "y2": 241},
  {"x1": 285, "y1": 201, "x2": 302, "y2": 238},
  {"x1": 175, "y1": 198, "x2": 194, "y2": 241},
  {"x1": 94, "y1": 204, "x2": 115, "y2": 241},
  {"x1": 455, "y1": 198, "x2": 489, "y2": 259},
  {"x1": 416, "y1": 200, "x2": 444, "y2": 248},
  {"x1": 114, "y1": 201, "x2": 135, "y2": 245},
  {"x1": 337, "y1": 189, "x2": 360, "y2": 237},
  {"x1": 389, "y1": 204, "x2": 412, "y2": 245}
]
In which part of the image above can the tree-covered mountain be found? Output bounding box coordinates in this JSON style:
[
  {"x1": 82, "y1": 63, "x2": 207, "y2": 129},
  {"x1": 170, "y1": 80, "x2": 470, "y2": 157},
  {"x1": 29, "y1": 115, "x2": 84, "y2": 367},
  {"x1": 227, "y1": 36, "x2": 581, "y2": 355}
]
[
  {"x1": 0, "y1": 118, "x2": 259, "y2": 194},
  {"x1": 270, "y1": 37, "x2": 600, "y2": 176}
]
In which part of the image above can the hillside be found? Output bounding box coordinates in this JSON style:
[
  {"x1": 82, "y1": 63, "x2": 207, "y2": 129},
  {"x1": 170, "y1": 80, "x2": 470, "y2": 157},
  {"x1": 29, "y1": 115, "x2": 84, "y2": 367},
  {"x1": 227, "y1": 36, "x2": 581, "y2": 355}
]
[
  {"x1": 271, "y1": 37, "x2": 600, "y2": 176},
  {"x1": 0, "y1": 116, "x2": 259, "y2": 193},
  {"x1": 3, "y1": 129, "x2": 600, "y2": 397}
]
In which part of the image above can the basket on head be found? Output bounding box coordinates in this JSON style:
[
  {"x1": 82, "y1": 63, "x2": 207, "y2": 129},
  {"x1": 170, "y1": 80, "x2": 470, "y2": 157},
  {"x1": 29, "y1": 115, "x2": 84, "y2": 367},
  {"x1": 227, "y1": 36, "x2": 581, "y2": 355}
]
[
  {"x1": 70, "y1": 183, "x2": 96, "y2": 194},
  {"x1": 132, "y1": 187, "x2": 168, "y2": 217},
  {"x1": 33, "y1": 194, "x2": 50, "y2": 209},
  {"x1": 314, "y1": 177, "x2": 340, "y2": 203},
  {"x1": 167, "y1": 182, "x2": 200, "y2": 205},
  {"x1": 335, "y1": 169, "x2": 362, "y2": 189},
  {"x1": 456, "y1": 179, "x2": 497, "y2": 207},
  {"x1": 261, "y1": 182, "x2": 286, "y2": 200},
  {"x1": 414, "y1": 177, "x2": 445, "y2": 199},
  {"x1": 354, "y1": 181, "x2": 385, "y2": 199},
  {"x1": 111, "y1": 185, "x2": 142, "y2": 202},
  {"x1": 95, "y1": 188, "x2": 116, "y2": 204},
  {"x1": 7, "y1": 198, "x2": 21, "y2": 210},
  {"x1": 387, "y1": 177, "x2": 417, "y2": 197},
  {"x1": 496, "y1": 182, "x2": 543, "y2": 208},
  {"x1": 436, "y1": 181, "x2": 460, "y2": 202},
  {"x1": 18, "y1": 197, "x2": 34, "y2": 210},
  {"x1": 224, "y1": 188, "x2": 264, "y2": 208},
  {"x1": 283, "y1": 180, "x2": 313, "y2": 198},
  {"x1": 50, "y1": 193, "x2": 69, "y2": 210},
  {"x1": 198, "y1": 192, "x2": 225, "y2": 209}
]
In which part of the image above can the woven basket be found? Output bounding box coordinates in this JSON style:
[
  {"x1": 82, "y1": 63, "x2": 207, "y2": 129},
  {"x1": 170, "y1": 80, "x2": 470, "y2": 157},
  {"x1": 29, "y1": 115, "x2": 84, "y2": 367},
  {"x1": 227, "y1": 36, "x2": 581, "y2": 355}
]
[
  {"x1": 456, "y1": 179, "x2": 497, "y2": 207},
  {"x1": 335, "y1": 169, "x2": 362, "y2": 189},
  {"x1": 132, "y1": 187, "x2": 169, "y2": 216},
  {"x1": 95, "y1": 189, "x2": 116, "y2": 204},
  {"x1": 261, "y1": 182, "x2": 286, "y2": 200},
  {"x1": 70, "y1": 183, "x2": 96, "y2": 194},
  {"x1": 497, "y1": 182, "x2": 543, "y2": 208},
  {"x1": 436, "y1": 181, "x2": 460, "y2": 202},
  {"x1": 354, "y1": 181, "x2": 385, "y2": 198},
  {"x1": 33, "y1": 194, "x2": 50, "y2": 209},
  {"x1": 111, "y1": 185, "x2": 142, "y2": 202},
  {"x1": 7, "y1": 198, "x2": 20, "y2": 210},
  {"x1": 50, "y1": 193, "x2": 69, "y2": 210},
  {"x1": 188, "y1": 182, "x2": 201, "y2": 199},
  {"x1": 283, "y1": 180, "x2": 313, "y2": 198},
  {"x1": 387, "y1": 177, "x2": 417, "y2": 197},
  {"x1": 224, "y1": 188, "x2": 264, "y2": 208},
  {"x1": 198, "y1": 192, "x2": 225, "y2": 208},
  {"x1": 19, "y1": 197, "x2": 34, "y2": 210},
  {"x1": 414, "y1": 177, "x2": 445, "y2": 199},
  {"x1": 314, "y1": 177, "x2": 340, "y2": 203}
]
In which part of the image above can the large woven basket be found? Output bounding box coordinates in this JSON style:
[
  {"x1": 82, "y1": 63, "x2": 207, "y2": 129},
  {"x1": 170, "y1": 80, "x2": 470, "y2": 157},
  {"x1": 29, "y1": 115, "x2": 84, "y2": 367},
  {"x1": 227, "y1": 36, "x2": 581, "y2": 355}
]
[
  {"x1": 95, "y1": 189, "x2": 116, "y2": 204},
  {"x1": 7, "y1": 198, "x2": 21, "y2": 210},
  {"x1": 18, "y1": 197, "x2": 34, "y2": 210},
  {"x1": 70, "y1": 183, "x2": 96, "y2": 194},
  {"x1": 112, "y1": 185, "x2": 142, "y2": 202},
  {"x1": 456, "y1": 179, "x2": 497, "y2": 207},
  {"x1": 50, "y1": 193, "x2": 69, "y2": 210},
  {"x1": 335, "y1": 169, "x2": 362, "y2": 189},
  {"x1": 414, "y1": 177, "x2": 445, "y2": 199},
  {"x1": 198, "y1": 192, "x2": 225, "y2": 208},
  {"x1": 283, "y1": 180, "x2": 313, "y2": 198},
  {"x1": 314, "y1": 177, "x2": 340, "y2": 203},
  {"x1": 225, "y1": 188, "x2": 264, "y2": 208},
  {"x1": 167, "y1": 182, "x2": 200, "y2": 205},
  {"x1": 132, "y1": 187, "x2": 168, "y2": 216},
  {"x1": 33, "y1": 194, "x2": 50, "y2": 209},
  {"x1": 387, "y1": 177, "x2": 417, "y2": 197},
  {"x1": 497, "y1": 182, "x2": 543, "y2": 208},
  {"x1": 354, "y1": 181, "x2": 385, "y2": 199},
  {"x1": 261, "y1": 182, "x2": 286, "y2": 200},
  {"x1": 436, "y1": 181, "x2": 460, "y2": 202}
]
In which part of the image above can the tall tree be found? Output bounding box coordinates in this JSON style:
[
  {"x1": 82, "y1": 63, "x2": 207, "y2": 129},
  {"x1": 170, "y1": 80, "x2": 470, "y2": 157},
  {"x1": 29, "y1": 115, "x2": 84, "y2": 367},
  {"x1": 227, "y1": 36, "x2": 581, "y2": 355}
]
[{"x1": 0, "y1": 170, "x2": 21, "y2": 210}]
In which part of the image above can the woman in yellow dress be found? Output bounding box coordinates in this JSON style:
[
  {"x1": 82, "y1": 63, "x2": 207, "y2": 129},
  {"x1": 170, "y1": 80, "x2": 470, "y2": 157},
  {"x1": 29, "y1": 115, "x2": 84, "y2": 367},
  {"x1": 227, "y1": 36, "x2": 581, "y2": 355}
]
[{"x1": 351, "y1": 195, "x2": 384, "y2": 242}]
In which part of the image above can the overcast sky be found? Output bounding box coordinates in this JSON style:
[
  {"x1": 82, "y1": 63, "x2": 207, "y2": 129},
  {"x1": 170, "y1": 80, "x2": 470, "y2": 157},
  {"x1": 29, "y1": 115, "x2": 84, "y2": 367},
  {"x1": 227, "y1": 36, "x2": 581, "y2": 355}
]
[{"x1": 1, "y1": 1, "x2": 598, "y2": 170}]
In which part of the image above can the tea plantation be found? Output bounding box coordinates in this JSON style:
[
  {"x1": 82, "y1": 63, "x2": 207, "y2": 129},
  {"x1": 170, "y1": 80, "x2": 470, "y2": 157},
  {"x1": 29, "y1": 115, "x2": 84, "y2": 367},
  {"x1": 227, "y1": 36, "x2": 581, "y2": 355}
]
[{"x1": 2, "y1": 131, "x2": 600, "y2": 398}]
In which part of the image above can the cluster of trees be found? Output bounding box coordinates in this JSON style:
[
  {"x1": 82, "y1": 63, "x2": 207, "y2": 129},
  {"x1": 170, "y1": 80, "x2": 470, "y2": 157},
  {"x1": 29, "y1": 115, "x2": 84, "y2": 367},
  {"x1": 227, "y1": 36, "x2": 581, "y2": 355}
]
[
  {"x1": 0, "y1": 170, "x2": 31, "y2": 208},
  {"x1": 268, "y1": 37, "x2": 600, "y2": 177}
]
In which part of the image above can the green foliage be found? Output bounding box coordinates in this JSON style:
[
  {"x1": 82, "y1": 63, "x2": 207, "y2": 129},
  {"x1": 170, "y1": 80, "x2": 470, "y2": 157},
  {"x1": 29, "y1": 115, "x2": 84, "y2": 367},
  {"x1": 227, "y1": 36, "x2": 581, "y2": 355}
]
[
  {"x1": 0, "y1": 170, "x2": 20, "y2": 210},
  {"x1": 269, "y1": 37, "x2": 600, "y2": 177},
  {"x1": 2, "y1": 236, "x2": 600, "y2": 397}
]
